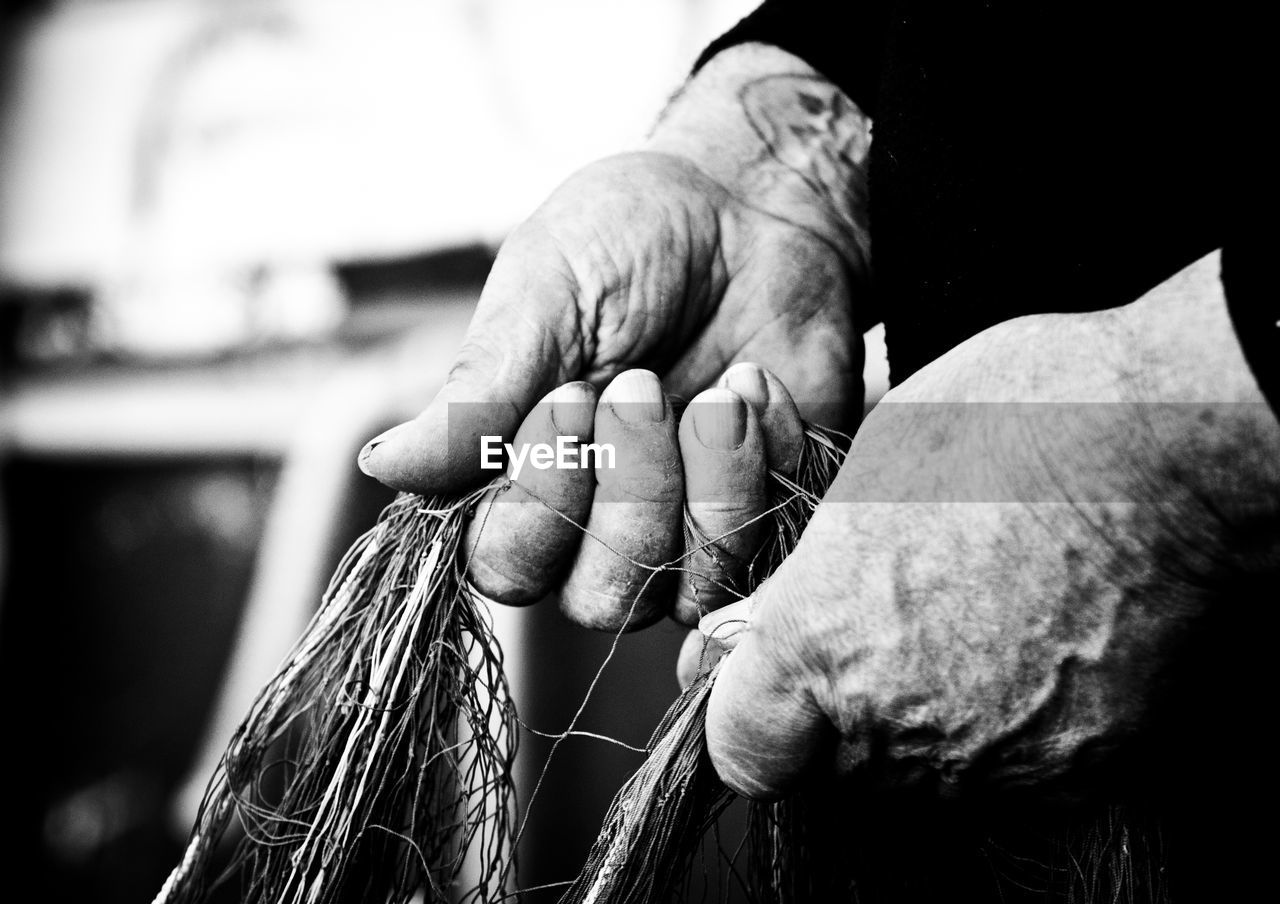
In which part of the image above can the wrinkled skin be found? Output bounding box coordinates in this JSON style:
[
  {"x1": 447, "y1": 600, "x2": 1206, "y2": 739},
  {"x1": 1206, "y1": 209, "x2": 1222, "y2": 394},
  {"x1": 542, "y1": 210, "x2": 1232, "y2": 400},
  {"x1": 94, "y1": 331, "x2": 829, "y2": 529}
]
[
  {"x1": 696, "y1": 256, "x2": 1280, "y2": 798},
  {"x1": 360, "y1": 40, "x2": 1280, "y2": 801},
  {"x1": 359, "y1": 151, "x2": 862, "y2": 631},
  {"x1": 359, "y1": 45, "x2": 871, "y2": 632}
]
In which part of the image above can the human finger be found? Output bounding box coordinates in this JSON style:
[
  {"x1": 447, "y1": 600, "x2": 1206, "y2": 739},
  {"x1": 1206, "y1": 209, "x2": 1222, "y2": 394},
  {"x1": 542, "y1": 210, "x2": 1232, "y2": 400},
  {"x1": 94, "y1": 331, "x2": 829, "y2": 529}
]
[
  {"x1": 558, "y1": 370, "x2": 684, "y2": 631},
  {"x1": 675, "y1": 597, "x2": 753, "y2": 688},
  {"x1": 672, "y1": 388, "x2": 769, "y2": 624},
  {"x1": 358, "y1": 229, "x2": 581, "y2": 493},
  {"x1": 717, "y1": 363, "x2": 805, "y2": 475},
  {"x1": 464, "y1": 381, "x2": 598, "y2": 605}
]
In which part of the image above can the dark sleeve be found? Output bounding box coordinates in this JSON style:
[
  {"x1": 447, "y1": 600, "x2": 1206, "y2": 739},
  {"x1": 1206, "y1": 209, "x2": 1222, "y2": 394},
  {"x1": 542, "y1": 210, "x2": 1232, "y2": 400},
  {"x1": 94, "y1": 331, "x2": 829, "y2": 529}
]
[
  {"x1": 1223, "y1": 236, "x2": 1280, "y2": 417},
  {"x1": 1219, "y1": 22, "x2": 1277, "y2": 418},
  {"x1": 693, "y1": 0, "x2": 890, "y2": 118}
]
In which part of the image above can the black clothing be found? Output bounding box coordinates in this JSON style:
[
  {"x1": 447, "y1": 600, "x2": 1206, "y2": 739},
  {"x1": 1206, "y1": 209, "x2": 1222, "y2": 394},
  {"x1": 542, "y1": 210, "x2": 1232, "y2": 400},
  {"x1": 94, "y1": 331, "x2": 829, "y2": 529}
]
[
  {"x1": 692, "y1": 8, "x2": 1276, "y2": 901},
  {"x1": 698, "y1": 1, "x2": 1273, "y2": 399}
]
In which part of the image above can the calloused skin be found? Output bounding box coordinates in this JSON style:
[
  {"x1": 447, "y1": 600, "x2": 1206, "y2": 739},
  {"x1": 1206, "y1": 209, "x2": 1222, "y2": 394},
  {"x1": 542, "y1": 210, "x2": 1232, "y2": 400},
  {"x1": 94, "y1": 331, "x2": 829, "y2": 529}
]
[
  {"x1": 360, "y1": 43, "x2": 1280, "y2": 799},
  {"x1": 360, "y1": 45, "x2": 868, "y2": 632},
  {"x1": 357, "y1": 149, "x2": 855, "y2": 632}
]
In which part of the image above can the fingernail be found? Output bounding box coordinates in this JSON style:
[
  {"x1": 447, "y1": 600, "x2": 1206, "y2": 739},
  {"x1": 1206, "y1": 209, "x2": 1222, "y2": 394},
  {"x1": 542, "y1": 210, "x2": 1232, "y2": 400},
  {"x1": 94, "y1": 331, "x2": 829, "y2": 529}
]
[
  {"x1": 692, "y1": 388, "x2": 747, "y2": 450},
  {"x1": 357, "y1": 422, "x2": 411, "y2": 475},
  {"x1": 719, "y1": 363, "x2": 769, "y2": 407},
  {"x1": 606, "y1": 370, "x2": 665, "y2": 423},
  {"x1": 699, "y1": 597, "x2": 753, "y2": 648},
  {"x1": 549, "y1": 381, "x2": 595, "y2": 437}
]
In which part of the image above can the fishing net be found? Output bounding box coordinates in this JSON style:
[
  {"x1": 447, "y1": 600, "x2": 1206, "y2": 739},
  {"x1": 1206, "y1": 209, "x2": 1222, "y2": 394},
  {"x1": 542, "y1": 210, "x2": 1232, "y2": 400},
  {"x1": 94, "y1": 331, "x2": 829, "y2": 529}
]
[
  {"x1": 555, "y1": 427, "x2": 849, "y2": 904},
  {"x1": 154, "y1": 486, "x2": 518, "y2": 904},
  {"x1": 153, "y1": 425, "x2": 845, "y2": 904},
  {"x1": 153, "y1": 418, "x2": 1168, "y2": 904}
]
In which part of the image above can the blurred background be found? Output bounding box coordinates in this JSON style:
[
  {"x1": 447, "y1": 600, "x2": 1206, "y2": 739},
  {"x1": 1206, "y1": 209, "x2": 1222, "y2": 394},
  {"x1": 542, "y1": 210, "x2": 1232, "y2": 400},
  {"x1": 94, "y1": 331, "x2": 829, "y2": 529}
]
[{"x1": 0, "y1": 1, "x2": 872, "y2": 901}]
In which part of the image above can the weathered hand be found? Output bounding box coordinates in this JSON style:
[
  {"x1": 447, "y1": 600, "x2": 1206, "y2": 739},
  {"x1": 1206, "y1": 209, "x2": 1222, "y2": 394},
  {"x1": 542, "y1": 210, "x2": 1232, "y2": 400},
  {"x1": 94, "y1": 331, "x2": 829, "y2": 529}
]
[
  {"x1": 359, "y1": 44, "x2": 873, "y2": 490},
  {"x1": 695, "y1": 252, "x2": 1280, "y2": 799},
  {"x1": 357, "y1": 146, "x2": 858, "y2": 497},
  {"x1": 356, "y1": 46, "x2": 872, "y2": 629}
]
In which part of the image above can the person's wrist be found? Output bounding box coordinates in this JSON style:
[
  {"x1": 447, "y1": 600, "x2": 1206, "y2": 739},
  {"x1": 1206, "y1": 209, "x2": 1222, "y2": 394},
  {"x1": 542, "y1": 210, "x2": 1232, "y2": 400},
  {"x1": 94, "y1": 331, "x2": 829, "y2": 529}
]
[{"x1": 645, "y1": 43, "x2": 872, "y2": 276}]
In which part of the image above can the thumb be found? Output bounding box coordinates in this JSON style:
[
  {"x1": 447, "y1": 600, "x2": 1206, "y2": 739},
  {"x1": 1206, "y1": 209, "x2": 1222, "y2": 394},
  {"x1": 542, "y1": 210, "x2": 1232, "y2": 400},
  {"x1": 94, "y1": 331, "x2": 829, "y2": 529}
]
[
  {"x1": 704, "y1": 565, "x2": 833, "y2": 800},
  {"x1": 358, "y1": 238, "x2": 581, "y2": 493}
]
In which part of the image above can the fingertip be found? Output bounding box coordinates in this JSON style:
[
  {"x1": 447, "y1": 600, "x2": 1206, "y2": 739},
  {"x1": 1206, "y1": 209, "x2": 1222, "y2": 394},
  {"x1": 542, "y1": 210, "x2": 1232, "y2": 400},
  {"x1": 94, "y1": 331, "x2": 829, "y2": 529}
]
[
  {"x1": 698, "y1": 597, "x2": 752, "y2": 649},
  {"x1": 357, "y1": 382, "x2": 535, "y2": 493},
  {"x1": 357, "y1": 422, "x2": 409, "y2": 478},
  {"x1": 601, "y1": 368, "x2": 667, "y2": 423},
  {"x1": 548, "y1": 380, "x2": 599, "y2": 439},
  {"x1": 593, "y1": 367, "x2": 682, "y2": 500},
  {"x1": 688, "y1": 387, "x2": 749, "y2": 451},
  {"x1": 718, "y1": 364, "x2": 804, "y2": 474},
  {"x1": 677, "y1": 615, "x2": 746, "y2": 689},
  {"x1": 676, "y1": 628, "x2": 705, "y2": 689},
  {"x1": 357, "y1": 417, "x2": 434, "y2": 488},
  {"x1": 362, "y1": 306, "x2": 572, "y2": 491},
  {"x1": 679, "y1": 387, "x2": 762, "y2": 459},
  {"x1": 357, "y1": 395, "x2": 475, "y2": 492},
  {"x1": 718, "y1": 362, "x2": 768, "y2": 402}
]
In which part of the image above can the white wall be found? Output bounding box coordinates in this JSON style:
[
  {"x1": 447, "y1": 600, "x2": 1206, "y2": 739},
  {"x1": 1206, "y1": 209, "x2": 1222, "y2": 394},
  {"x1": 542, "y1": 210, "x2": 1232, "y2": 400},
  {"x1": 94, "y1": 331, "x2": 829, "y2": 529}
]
[{"x1": 0, "y1": 0, "x2": 757, "y2": 287}]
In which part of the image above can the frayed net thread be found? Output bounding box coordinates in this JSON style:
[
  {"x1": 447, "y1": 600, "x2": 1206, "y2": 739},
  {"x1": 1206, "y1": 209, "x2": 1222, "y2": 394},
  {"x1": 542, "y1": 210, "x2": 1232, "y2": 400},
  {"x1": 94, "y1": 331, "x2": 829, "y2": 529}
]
[
  {"x1": 155, "y1": 487, "x2": 518, "y2": 904},
  {"x1": 153, "y1": 425, "x2": 845, "y2": 904},
  {"x1": 153, "y1": 421, "x2": 1167, "y2": 904}
]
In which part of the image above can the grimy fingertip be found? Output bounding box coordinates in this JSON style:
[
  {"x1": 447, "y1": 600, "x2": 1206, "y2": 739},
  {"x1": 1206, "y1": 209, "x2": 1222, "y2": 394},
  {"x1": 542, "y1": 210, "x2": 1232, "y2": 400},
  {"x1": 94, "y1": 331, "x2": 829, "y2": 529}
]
[{"x1": 719, "y1": 364, "x2": 804, "y2": 474}]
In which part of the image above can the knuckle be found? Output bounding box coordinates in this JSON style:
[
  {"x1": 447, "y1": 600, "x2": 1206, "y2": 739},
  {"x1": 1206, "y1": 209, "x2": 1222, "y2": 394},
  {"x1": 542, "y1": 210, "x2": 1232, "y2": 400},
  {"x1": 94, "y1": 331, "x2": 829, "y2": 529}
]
[{"x1": 446, "y1": 339, "x2": 497, "y2": 384}]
